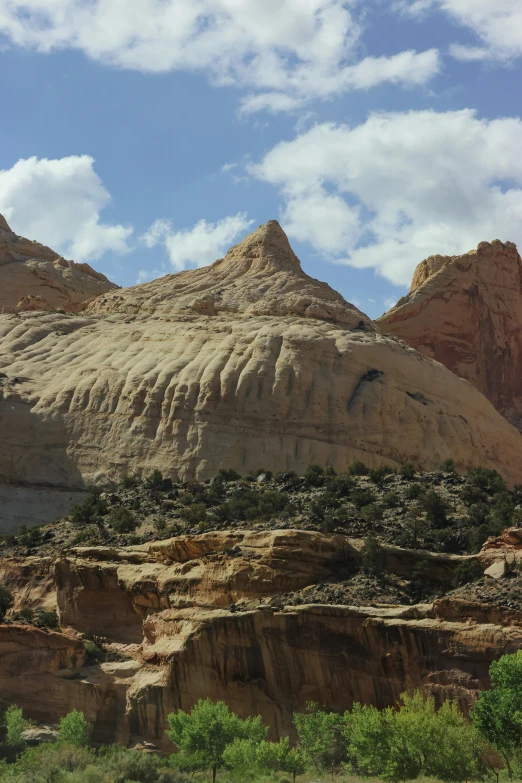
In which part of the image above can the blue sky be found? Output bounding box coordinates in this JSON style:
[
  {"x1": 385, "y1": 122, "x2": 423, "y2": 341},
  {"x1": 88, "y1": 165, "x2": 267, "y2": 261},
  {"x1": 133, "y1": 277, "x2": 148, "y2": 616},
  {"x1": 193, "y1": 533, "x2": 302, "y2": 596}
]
[{"x1": 1, "y1": 0, "x2": 521, "y2": 318}]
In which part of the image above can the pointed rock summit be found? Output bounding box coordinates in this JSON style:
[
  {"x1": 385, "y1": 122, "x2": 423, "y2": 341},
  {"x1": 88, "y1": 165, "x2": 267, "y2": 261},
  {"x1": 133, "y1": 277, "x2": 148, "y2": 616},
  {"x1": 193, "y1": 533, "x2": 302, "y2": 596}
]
[
  {"x1": 0, "y1": 215, "x2": 117, "y2": 313},
  {"x1": 88, "y1": 220, "x2": 372, "y2": 328},
  {"x1": 3, "y1": 225, "x2": 522, "y2": 530},
  {"x1": 378, "y1": 240, "x2": 522, "y2": 428}
]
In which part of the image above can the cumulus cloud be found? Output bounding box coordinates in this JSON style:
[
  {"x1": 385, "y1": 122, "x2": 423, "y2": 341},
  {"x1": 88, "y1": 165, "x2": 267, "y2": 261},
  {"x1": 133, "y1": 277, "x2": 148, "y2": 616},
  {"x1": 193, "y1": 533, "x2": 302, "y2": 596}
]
[
  {"x1": 0, "y1": 0, "x2": 441, "y2": 111},
  {"x1": 249, "y1": 109, "x2": 522, "y2": 285},
  {"x1": 141, "y1": 214, "x2": 253, "y2": 272},
  {"x1": 400, "y1": 0, "x2": 522, "y2": 61},
  {"x1": 0, "y1": 155, "x2": 133, "y2": 261}
]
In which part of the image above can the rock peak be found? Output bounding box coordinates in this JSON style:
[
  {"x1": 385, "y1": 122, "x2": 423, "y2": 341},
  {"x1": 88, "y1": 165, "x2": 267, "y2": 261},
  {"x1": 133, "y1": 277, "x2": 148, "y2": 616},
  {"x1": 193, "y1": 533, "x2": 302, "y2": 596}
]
[
  {"x1": 0, "y1": 213, "x2": 12, "y2": 232},
  {"x1": 379, "y1": 239, "x2": 522, "y2": 429},
  {"x1": 220, "y1": 220, "x2": 301, "y2": 273},
  {"x1": 88, "y1": 219, "x2": 372, "y2": 328}
]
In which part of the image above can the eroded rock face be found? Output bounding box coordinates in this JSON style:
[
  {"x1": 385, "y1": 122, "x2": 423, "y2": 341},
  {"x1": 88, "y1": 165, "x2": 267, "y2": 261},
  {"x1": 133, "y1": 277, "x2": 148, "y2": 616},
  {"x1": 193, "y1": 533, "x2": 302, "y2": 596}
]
[
  {"x1": 2, "y1": 224, "x2": 522, "y2": 530},
  {"x1": 0, "y1": 213, "x2": 117, "y2": 314},
  {"x1": 378, "y1": 240, "x2": 522, "y2": 429},
  {"x1": 0, "y1": 530, "x2": 519, "y2": 749}
]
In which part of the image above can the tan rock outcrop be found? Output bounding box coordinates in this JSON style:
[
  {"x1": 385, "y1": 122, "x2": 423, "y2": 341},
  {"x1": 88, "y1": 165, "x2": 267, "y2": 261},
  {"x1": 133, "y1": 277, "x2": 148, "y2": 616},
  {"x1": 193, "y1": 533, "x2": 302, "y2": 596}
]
[
  {"x1": 0, "y1": 213, "x2": 117, "y2": 314},
  {"x1": 0, "y1": 531, "x2": 520, "y2": 748},
  {"x1": 2, "y1": 222, "x2": 522, "y2": 530},
  {"x1": 378, "y1": 240, "x2": 522, "y2": 429}
]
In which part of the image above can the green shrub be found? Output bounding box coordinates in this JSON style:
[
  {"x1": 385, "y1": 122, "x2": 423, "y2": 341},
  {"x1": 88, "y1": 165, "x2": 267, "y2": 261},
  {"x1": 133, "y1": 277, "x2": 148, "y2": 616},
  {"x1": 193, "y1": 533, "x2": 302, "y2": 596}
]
[
  {"x1": 461, "y1": 484, "x2": 489, "y2": 505},
  {"x1": 348, "y1": 460, "x2": 369, "y2": 476},
  {"x1": 144, "y1": 469, "x2": 164, "y2": 488},
  {"x1": 359, "y1": 503, "x2": 384, "y2": 524},
  {"x1": 325, "y1": 473, "x2": 355, "y2": 497},
  {"x1": 15, "y1": 742, "x2": 95, "y2": 781},
  {"x1": 400, "y1": 462, "x2": 416, "y2": 479},
  {"x1": 303, "y1": 463, "x2": 325, "y2": 487},
  {"x1": 120, "y1": 474, "x2": 138, "y2": 489},
  {"x1": 467, "y1": 467, "x2": 506, "y2": 495},
  {"x1": 453, "y1": 559, "x2": 484, "y2": 587},
  {"x1": 382, "y1": 491, "x2": 400, "y2": 509},
  {"x1": 35, "y1": 610, "x2": 57, "y2": 629},
  {"x1": 98, "y1": 745, "x2": 183, "y2": 782},
  {"x1": 71, "y1": 529, "x2": 95, "y2": 546},
  {"x1": 350, "y1": 488, "x2": 376, "y2": 510},
  {"x1": 17, "y1": 525, "x2": 43, "y2": 548},
  {"x1": 216, "y1": 468, "x2": 241, "y2": 482},
  {"x1": 0, "y1": 587, "x2": 13, "y2": 621},
  {"x1": 368, "y1": 466, "x2": 394, "y2": 486},
  {"x1": 180, "y1": 503, "x2": 208, "y2": 526},
  {"x1": 214, "y1": 488, "x2": 291, "y2": 523},
  {"x1": 404, "y1": 483, "x2": 424, "y2": 500},
  {"x1": 440, "y1": 458, "x2": 456, "y2": 473},
  {"x1": 70, "y1": 495, "x2": 108, "y2": 526},
  {"x1": 109, "y1": 507, "x2": 138, "y2": 534},
  {"x1": 82, "y1": 639, "x2": 104, "y2": 665}
]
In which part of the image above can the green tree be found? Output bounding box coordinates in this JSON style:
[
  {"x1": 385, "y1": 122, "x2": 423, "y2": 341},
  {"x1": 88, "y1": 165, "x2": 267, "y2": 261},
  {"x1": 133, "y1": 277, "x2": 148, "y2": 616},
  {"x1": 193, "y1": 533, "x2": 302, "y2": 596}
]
[
  {"x1": 349, "y1": 691, "x2": 481, "y2": 783},
  {"x1": 57, "y1": 709, "x2": 91, "y2": 748},
  {"x1": 167, "y1": 698, "x2": 266, "y2": 782},
  {"x1": 427, "y1": 701, "x2": 484, "y2": 782},
  {"x1": 4, "y1": 705, "x2": 28, "y2": 747},
  {"x1": 473, "y1": 650, "x2": 522, "y2": 777},
  {"x1": 361, "y1": 534, "x2": 387, "y2": 575},
  {"x1": 422, "y1": 490, "x2": 447, "y2": 527},
  {"x1": 293, "y1": 702, "x2": 347, "y2": 777}
]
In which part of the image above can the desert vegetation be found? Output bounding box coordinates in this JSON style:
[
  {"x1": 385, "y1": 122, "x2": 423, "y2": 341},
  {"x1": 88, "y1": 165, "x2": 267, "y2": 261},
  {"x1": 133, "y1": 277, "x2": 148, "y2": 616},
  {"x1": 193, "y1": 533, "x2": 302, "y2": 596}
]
[{"x1": 0, "y1": 652, "x2": 521, "y2": 782}]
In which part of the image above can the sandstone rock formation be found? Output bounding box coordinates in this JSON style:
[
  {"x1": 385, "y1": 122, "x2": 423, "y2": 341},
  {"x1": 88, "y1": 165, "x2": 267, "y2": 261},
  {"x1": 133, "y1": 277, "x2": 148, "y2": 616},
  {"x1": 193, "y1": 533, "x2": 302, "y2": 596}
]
[
  {"x1": 2, "y1": 222, "x2": 522, "y2": 530},
  {"x1": 378, "y1": 240, "x2": 522, "y2": 429},
  {"x1": 0, "y1": 529, "x2": 519, "y2": 749},
  {"x1": 0, "y1": 213, "x2": 117, "y2": 314}
]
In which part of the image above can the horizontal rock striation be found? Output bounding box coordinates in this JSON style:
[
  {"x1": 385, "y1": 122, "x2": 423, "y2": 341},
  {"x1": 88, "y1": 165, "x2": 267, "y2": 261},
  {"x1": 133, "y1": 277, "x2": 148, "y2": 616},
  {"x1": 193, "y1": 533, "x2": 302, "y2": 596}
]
[{"x1": 0, "y1": 529, "x2": 519, "y2": 748}]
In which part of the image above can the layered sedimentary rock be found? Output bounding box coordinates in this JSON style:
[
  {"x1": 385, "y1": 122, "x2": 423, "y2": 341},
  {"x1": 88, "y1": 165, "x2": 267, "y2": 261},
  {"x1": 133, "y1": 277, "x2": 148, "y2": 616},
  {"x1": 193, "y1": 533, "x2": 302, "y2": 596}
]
[
  {"x1": 0, "y1": 530, "x2": 519, "y2": 749},
  {"x1": 378, "y1": 240, "x2": 522, "y2": 429},
  {"x1": 2, "y1": 222, "x2": 522, "y2": 531},
  {"x1": 0, "y1": 213, "x2": 117, "y2": 314}
]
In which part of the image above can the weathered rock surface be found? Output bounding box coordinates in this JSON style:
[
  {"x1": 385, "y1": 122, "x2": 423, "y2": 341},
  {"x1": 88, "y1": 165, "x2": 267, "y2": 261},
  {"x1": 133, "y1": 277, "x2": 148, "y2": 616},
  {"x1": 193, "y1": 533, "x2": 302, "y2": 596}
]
[
  {"x1": 378, "y1": 240, "x2": 522, "y2": 429},
  {"x1": 0, "y1": 213, "x2": 117, "y2": 314},
  {"x1": 2, "y1": 222, "x2": 522, "y2": 530},
  {"x1": 0, "y1": 530, "x2": 519, "y2": 749}
]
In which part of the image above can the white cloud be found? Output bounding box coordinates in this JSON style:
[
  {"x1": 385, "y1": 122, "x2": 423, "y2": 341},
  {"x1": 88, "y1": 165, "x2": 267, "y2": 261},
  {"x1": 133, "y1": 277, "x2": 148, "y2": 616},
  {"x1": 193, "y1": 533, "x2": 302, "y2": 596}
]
[
  {"x1": 448, "y1": 44, "x2": 492, "y2": 62},
  {"x1": 249, "y1": 109, "x2": 522, "y2": 285},
  {"x1": 141, "y1": 214, "x2": 253, "y2": 272},
  {"x1": 400, "y1": 0, "x2": 522, "y2": 61},
  {"x1": 0, "y1": 155, "x2": 133, "y2": 261},
  {"x1": 0, "y1": 0, "x2": 441, "y2": 111}
]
